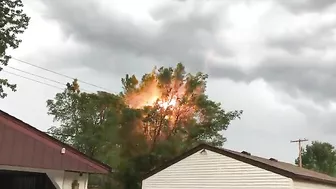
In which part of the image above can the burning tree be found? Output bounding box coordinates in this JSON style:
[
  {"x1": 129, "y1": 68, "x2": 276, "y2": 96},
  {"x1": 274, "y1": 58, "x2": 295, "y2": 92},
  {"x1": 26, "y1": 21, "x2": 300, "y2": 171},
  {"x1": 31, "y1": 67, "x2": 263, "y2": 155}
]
[
  {"x1": 121, "y1": 63, "x2": 242, "y2": 150},
  {"x1": 46, "y1": 63, "x2": 243, "y2": 189}
]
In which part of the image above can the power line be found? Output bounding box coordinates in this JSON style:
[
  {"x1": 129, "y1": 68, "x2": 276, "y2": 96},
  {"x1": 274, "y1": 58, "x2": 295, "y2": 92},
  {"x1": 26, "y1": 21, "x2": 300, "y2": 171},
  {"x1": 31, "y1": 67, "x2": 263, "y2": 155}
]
[
  {"x1": 7, "y1": 66, "x2": 66, "y2": 86},
  {"x1": 2, "y1": 70, "x2": 64, "y2": 90},
  {"x1": 11, "y1": 57, "x2": 111, "y2": 92},
  {"x1": 3, "y1": 67, "x2": 92, "y2": 93}
]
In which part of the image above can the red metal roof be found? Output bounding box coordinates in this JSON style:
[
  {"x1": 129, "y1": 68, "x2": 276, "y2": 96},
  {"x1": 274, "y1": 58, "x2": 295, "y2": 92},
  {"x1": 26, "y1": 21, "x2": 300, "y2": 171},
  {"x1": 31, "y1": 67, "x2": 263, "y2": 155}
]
[{"x1": 0, "y1": 110, "x2": 111, "y2": 174}]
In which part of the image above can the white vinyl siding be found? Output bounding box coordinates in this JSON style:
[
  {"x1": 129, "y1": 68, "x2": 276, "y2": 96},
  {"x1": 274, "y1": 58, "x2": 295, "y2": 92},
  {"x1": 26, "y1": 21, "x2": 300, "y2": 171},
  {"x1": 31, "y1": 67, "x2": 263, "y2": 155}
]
[
  {"x1": 142, "y1": 149, "x2": 293, "y2": 189},
  {"x1": 293, "y1": 180, "x2": 336, "y2": 189}
]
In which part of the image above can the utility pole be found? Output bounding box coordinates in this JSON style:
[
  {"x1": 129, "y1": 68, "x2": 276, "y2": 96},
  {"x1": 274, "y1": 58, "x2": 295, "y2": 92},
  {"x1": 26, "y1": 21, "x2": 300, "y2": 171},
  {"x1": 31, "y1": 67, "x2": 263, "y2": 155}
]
[{"x1": 291, "y1": 138, "x2": 308, "y2": 167}]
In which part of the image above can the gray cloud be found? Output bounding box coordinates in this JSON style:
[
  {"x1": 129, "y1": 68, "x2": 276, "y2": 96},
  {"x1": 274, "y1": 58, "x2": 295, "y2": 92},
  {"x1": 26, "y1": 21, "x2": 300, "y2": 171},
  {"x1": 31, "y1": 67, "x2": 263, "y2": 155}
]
[
  {"x1": 267, "y1": 22, "x2": 336, "y2": 54},
  {"x1": 40, "y1": 0, "x2": 232, "y2": 76},
  {"x1": 209, "y1": 60, "x2": 336, "y2": 104},
  {"x1": 274, "y1": 94, "x2": 336, "y2": 135},
  {"x1": 279, "y1": 0, "x2": 336, "y2": 13}
]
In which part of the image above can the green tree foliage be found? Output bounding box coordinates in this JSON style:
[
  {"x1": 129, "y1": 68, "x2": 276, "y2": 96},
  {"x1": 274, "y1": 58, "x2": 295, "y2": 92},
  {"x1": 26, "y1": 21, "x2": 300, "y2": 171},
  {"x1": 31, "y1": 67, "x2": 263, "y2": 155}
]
[
  {"x1": 0, "y1": 0, "x2": 30, "y2": 98},
  {"x1": 46, "y1": 63, "x2": 243, "y2": 188},
  {"x1": 296, "y1": 141, "x2": 336, "y2": 176},
  {"x1": 47, "y1": 80, "x2": 123, "y2": 166}
]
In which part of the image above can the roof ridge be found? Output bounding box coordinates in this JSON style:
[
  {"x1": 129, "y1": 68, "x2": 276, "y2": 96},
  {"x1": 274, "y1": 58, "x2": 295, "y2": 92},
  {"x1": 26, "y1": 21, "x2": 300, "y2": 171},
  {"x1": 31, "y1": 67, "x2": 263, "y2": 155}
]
[
  {"x1": 208, "y1": 144, "x2": 336, "y2": 179},
  {"x1": 214, "y1": 144, "x2": 336, "y2": 179}
]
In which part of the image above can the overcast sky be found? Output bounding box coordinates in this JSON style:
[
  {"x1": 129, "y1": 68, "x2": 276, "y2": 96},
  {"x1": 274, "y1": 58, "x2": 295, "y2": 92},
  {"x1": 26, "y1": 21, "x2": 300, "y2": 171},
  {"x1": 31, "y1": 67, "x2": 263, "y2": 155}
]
[{"x1": 2, "y1": 0, "x2": 336, "y2": 163}]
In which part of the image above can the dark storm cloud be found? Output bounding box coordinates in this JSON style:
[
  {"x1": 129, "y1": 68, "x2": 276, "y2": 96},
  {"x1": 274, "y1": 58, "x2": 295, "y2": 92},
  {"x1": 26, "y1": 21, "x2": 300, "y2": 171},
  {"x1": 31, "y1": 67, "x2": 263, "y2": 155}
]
[
  {"x1": 279, "y1": 0, "x2": 336, "y2": 13},
  {"x1": 266, "y1": 21, "x2": 336, "y2": 54},
  {"x1": 292, "y1": 101, "x2": 336, "y2": 134},
  {"x1": 266, "y1": 22, "x2": 336, "y2": 54},
  {"x1": 209, "y1": 59, "x2": 336, "y2": 103},
  {"x1": 40, "y1": 0, "x2": 232, "y2": 76}
]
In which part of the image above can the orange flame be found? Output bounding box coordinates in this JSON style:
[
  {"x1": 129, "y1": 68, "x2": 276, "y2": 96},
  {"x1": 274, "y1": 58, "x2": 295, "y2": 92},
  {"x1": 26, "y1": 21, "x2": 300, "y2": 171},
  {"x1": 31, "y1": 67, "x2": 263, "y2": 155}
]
[
  {"x1": 124, "y1": 81, "x2": 161, "y2": 108},
  {"x1": 125, "y1": 79, "x2": 182, "y2": 109},
  {"x1": 124, "y1": 77, "x2": 204, "y2": 143}
]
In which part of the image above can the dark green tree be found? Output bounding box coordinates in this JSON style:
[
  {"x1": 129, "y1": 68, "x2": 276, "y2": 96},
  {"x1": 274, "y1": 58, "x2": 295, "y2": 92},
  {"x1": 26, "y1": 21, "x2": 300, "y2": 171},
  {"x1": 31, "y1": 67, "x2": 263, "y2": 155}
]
[
  {"x1": 0, "y1": 0, "x2": 30, "y2": 98},
  {"x1": 47, "y1": 63, "x2": 243, "y2": 188},
  {"x1": 47, "y1": 80, "x2": 126, "y2": 188},
  {"x1": 296, "y1": 141, "x2": 336, "y2": 176}
]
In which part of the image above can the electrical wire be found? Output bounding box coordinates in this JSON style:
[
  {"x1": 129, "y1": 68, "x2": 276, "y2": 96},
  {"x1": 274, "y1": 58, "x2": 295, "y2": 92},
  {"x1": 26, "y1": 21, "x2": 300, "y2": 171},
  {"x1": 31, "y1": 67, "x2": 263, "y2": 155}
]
[
  {"x1": 7, "y1": 65, "x2": 66, "y2": 86},
  {"x1": 11, "y1": 57, "x2": 111, "y2": 92},
  {"x1": 3, "y1": 67, "x2": 93, "y2": 93},
  {"x1": 2, "y1": 70, "x2": 65, "y2": 90}
]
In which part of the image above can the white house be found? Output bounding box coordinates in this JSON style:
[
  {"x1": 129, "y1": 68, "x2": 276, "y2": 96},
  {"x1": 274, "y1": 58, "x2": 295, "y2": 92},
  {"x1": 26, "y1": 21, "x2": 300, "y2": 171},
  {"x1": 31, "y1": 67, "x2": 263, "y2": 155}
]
[
  {"x1": 0, "y1": 110, "x2": 111, "y2": 189},
  {"x1": 142, "y1": 143, "x2": 336, "y2": 189}
]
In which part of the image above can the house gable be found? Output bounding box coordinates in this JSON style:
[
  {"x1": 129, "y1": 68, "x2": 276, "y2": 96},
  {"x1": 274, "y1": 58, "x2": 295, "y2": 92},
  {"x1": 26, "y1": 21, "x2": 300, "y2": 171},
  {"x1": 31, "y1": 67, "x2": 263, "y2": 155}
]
[
  {"x1": 143, "y1": 144, "x2": 336, "y2": 187},
  {"x1": 0, "y1": 110, "x2": 111, "y2": 174},
  {"x1": 142, "y1": 149, "x2": 292, "y2": 189}
]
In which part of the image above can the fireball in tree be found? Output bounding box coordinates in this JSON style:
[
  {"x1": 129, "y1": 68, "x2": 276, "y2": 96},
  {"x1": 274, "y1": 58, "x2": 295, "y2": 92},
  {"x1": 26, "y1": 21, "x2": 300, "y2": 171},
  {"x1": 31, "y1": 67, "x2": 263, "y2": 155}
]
[{"x1": 121, "y1": 63, "x2": 242, "y2": 149}]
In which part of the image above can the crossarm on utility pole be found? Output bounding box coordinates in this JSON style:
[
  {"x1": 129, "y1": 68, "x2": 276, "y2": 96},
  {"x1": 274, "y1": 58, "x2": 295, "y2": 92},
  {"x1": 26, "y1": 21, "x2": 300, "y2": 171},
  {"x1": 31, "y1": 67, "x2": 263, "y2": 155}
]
[{"x1": 291, "y1": 138, "x2": 308, "y2": 167}]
